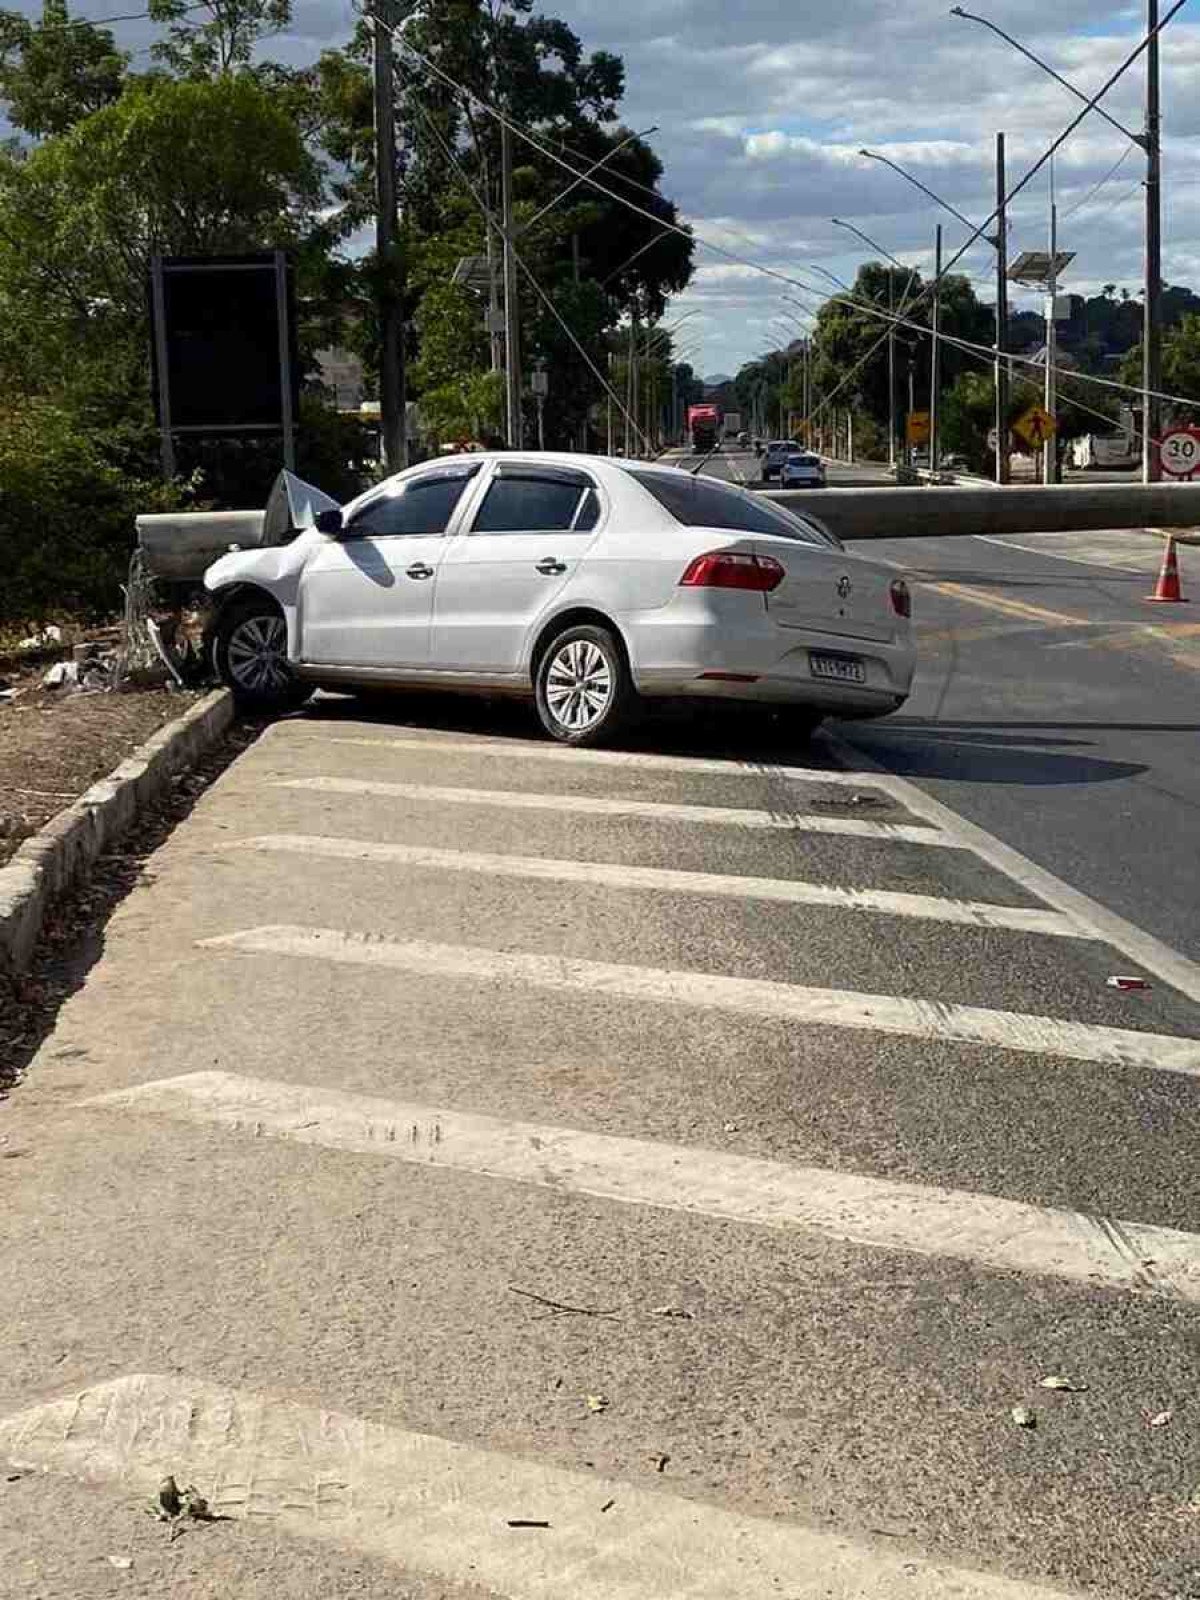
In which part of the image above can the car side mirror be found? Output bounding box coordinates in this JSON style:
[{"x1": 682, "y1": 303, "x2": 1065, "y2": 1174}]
[{"x1": 315, "y1": 507, "x2": 344, "y2": 535}]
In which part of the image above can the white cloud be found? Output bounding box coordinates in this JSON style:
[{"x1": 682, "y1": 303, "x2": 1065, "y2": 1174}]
[{"x1": 5, "y1": 0, "x2": 1196, "y2": 379}]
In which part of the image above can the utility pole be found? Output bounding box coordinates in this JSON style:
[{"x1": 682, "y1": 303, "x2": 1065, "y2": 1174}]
[
  {"x1": 995, "y1": 132, "x2": 1010, "y2": 484},
  {"x1": 484, "y1": 161, "x2": 503, "y2": 379},
  {"x1": 373, "y1": 1, "x2": 406, "y2": 471},
  {"x1": 886, "y1": 271, "x2": 896, "y2": 469},
  {"x1": 630, "y1": 310, "x2": 640, "y2": 457},
  {"x1": 1144, "y1": 0, "x2": 1163, "y2": 482},
  {"x1": 501, "y1": 119, "x2": 522, "y2": 449},
  {"x1": 1044, "y1": 159, "x2": 1058, "y2": 485},
  {"x1": 930, "y1": 223, "x2": 942, "y2": 475}
]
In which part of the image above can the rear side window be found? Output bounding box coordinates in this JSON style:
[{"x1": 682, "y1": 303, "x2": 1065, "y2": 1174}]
[
  {"x1": 626, "y1": 469, "x2": 841, "y2": 547},
  {"x1": 472, "y1": 469, "x2": 598, "y2": 534},
  {"x1": 346, "y1": 468, "x2": 478, "y2": 538}
]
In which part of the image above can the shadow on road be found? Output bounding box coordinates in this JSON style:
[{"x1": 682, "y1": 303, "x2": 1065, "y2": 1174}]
[
  {"x1": 850, "y1": 720, "x2": 1148, "y2": 786},
  {"x1": 297, "y1": 691, "x2": 844, "y2": 769}
]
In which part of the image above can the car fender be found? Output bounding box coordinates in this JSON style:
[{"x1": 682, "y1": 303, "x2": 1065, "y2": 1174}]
[
  {"x1": 204, "y1": 529, "x2": 325, "y2": 658},
  {"x1": 518, "y1": 590, "x2": 636, "y2": 680}
]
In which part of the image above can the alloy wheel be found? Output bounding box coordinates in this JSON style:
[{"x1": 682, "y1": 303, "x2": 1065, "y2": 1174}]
[
  {"x1": 227, "y1": 614, "x2": 290, "y2": 693},
  {"x1": 544, "y1": 638, "x2": 613, "y2": 733}
]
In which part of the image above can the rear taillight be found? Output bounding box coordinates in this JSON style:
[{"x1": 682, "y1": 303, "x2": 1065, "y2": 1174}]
[
  {"x1": 680, "y1": 551, "x2": 786, "y2": 593},
  {"x1": 890, "y1": 578, "x2": 912, "y2": 618}
]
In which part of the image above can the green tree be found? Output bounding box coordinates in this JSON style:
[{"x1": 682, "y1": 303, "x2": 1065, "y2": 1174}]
[
  {"x1": 808, "y1": 263, "x2": 994, "y2": 434},
  {"x1": 0, "y1": 74, "x2": 321, "y2": 392},
  {"x1": 1121, "y1": 313, "x2": 1200, "y2": 418},
  {"x1": 0, "y1": 0, "x2": 127, "y2": 136},
  {"x1": 146, "y1": 0, "x2": 293, "y2": 77}
]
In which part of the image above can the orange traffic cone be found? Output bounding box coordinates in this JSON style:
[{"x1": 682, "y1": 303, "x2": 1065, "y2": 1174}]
[{"x1": 1146, "y1": 535, "x2": 1188, "y2": 603}]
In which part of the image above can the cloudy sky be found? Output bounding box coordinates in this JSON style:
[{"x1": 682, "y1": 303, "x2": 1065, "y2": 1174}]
[{"x1": 16, "y1": 0, "x2": 1200, "y2": 379}]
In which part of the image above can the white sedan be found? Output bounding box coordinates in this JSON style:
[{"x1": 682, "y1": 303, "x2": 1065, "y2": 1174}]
[
  {"x1": 779, "y1": 451, "x2": 826, "y2": 489},
  {"x1": 204, "y1": 454, "x2": 915, "y2": 745}
]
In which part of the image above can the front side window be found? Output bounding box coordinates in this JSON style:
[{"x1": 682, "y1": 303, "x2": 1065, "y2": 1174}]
[
  {"x1": 346, "y1": 468, "x2": 478, "y2": 539},
  {"x1": 625, "y1": 468, "x2": 842, "y2": 548},
  {"x1": 471, "y1": 469, "x2": 598, "y2": 534}
]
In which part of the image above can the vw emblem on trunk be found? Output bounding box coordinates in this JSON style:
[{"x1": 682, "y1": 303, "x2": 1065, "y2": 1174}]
[{"x1": 836, "y1": 574, "x2": 853, "y2": 600}]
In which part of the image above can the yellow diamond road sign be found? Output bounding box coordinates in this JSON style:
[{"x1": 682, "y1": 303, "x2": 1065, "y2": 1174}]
[{"x1": 1013, "y1": 405, "x2": 1057, "y2": 448}]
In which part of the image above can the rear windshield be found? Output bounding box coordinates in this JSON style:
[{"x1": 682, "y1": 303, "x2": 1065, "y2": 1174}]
[{"x1": 625, "y1": 469, "x2": 842, "y2": 547}]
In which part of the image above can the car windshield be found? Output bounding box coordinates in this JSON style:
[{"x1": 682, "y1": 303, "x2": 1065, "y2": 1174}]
[{"x1": 624, "y1": 468, "x2": 842, "y2": 548}]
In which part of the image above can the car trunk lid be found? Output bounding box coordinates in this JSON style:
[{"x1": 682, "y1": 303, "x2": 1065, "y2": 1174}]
[{"x1": 757, "y1": 542, "x2": 898, "y2": 643}]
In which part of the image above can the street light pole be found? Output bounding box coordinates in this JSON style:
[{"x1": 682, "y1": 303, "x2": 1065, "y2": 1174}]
[
  {"x1": 373, "y1": 0, "x2": 406, "y2": 471},
  {"x1": 949, "y1": 3, "x2": 1173, "y2": 483},
  {"x1": 1145, "y1": 0, "x2": 1163, "y2": 482},
  {"x1": 931, "y1": 223, "x2": 942, "y2": 475},
  {"x1": 1044, "y1": 160, "x2": 1058, "y2": 485},
  {"x1": 501, "y1": 118, "x2": 522, "y2": 448},
  {"x1": 995, "y1": 131, "x2": 1009, "y2": 484}
]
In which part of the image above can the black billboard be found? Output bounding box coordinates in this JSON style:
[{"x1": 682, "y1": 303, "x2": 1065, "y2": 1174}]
[{"x1": 149, "y1": 253, "x2": 298, "y2": 453}]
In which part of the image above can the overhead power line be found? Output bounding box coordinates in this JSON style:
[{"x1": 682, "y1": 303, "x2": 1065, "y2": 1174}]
[
  {"x1": 406, "y1": 85, "x2": 651, "y2": 453},
  {"x1": 374, "y1": 6, "x2": 1195, "y2": 427}
]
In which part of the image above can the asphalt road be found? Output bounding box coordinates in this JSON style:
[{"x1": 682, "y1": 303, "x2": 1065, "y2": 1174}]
[
  {"x1": 4, "y1": 445, "x2": 1200, "y2": 1596},
  {"x1": 3, "y1": 682, "x2": 1200, "y2": 1598},
  {"x1": 678, "y1": 447, "x2": 1200, "y2": 965}
]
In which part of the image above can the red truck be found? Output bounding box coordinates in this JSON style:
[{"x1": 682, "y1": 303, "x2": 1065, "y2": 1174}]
[{"x1": 686, "y1": 404, "x2": 722, "y2": 453}]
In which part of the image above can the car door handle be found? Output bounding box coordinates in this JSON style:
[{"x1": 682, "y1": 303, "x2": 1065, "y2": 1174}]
[
  {"x1": 406, "y1": 562, "x2": 434, "y2": 580},
  {"x1": 536, "y1": 558, "x2": 567, "y2": 575}
]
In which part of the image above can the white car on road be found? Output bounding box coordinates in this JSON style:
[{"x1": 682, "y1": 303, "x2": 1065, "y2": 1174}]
[
  {"x1": 779, "y1": 451, "x2": 826, "y2": 489},
  {"x1": 205, "y1": 454, "x2": 914, "y2": 745}
]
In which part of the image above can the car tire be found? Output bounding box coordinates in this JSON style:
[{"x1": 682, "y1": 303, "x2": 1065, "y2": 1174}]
[
  {"x1": 535, "y1": 623, "x2": 633, "y2": 746},
  {"x1": 211, "y1": 596, "x2": 313, "y2": 713}
]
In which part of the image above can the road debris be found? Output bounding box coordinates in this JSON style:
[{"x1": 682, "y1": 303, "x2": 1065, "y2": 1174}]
[
  {"x1": 1011, "y1": 1406, "x2": 1037, "y2": 1429},
  {"x1": 506, "y1": 1519, "x2": 551, "y2": 1529},
  {"x1": 107, "y1": 1556, "x2": 133, "y2": 1571},
  {"x1": 1107, "y1": 976, "x2": 1151, "y2": 992},
  {"x1": 509, "y1": 1285, "x2": 618, "y2": 1318},
  {"x1": 16, "y1": 625, "x2": 63, "y2": 652},
  {"x1": 150, "y1": 1473, "x2": 217, "y2": 1535},
  {"x1": 650, "y1": 1305, "x2": 693, "y2": 1320},
  {"x1": 586, "y1": 1393, "x2": 610, "y2": 1414},
  {"x1": 1146, "y1": 1409, "x2": 1173, "y2": 1428},
  {"x1": 723, "y1": 1121, "x2": 739, "y2": 1133},
  {"x1": 1040, "y1": 1375, "x2": 1088, "y2": 1392},
  {"x1": 600, "y1": 1499, "x2": 615, "y2": 1513},
  {"x1": 653, "y1": 1453, "x2": 671, "y2": 1473}
]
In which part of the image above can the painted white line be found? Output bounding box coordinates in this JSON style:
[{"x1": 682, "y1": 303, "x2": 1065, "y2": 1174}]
[
  {"x1": 0, "y1": 1373, "x2": 1076, "y2": 1600},
  {"x1": 231, "y1": 833, "x2": 1093, "y2": 940},
  {"x1": 821, "y1": 733, "x2": 1200, "y2": 1009},
  {"x1": 310, "y1": 733, "x2": 895, "y2": 788},
  {"x1": 199, "y1": 926, "x2": 1200, "y2": 1076},
  {"x1": 82, "y1": 1072, "x2": 1200, "y2": 1303},
  {"x1": 276, "y1": 776, "x2": 953, "y2": 846},
  {"x1": 974, "y1": 532, "x2": 1148, "y2": 574}
]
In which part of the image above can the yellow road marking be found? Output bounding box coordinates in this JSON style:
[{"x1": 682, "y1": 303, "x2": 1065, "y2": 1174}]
[{"x1": 925, "y1": 581, "x2": 1093, "y2": 628}]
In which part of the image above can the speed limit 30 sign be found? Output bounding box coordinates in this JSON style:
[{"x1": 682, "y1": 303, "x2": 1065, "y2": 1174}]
[{"x1": 1159, "y1": 425, "x2": 1200, "y2": 480}]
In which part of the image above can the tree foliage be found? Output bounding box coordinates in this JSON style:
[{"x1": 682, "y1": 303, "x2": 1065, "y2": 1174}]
[
  {"x1": 0, "y1": 0, "x2": 127, "y2": 136},
  {"x1": 146, "y1": 0, "x2": 292, "y2": 77}
]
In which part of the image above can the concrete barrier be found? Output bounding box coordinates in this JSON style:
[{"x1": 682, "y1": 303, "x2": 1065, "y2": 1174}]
[
  {"x1": 769, "y1": 483, "x2": 1200, "y2": 542},
  {"x1": 0, "y1": 689, "x2": 234, "y2": 976}
]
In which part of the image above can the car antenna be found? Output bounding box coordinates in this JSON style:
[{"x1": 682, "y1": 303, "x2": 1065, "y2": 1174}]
[{"x1": 690, "y1": 445, "x2": 720, "y2": 476}]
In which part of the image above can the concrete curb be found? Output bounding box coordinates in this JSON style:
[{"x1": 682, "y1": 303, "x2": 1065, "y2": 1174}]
[{"x1": 0, "y1": 688, "x2": 235, "y2": 976}]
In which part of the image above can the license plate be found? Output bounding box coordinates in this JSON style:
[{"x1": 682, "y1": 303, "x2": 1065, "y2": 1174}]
[{"x1": 810, "y1": 652, "x2": 865, "y2": 684}]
